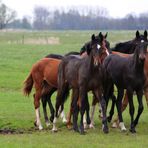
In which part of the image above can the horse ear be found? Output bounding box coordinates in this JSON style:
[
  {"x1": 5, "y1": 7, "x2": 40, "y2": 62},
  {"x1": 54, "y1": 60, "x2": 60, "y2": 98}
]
[
  {"x1": 144, "y1": 30, "x2": 147, "y2": 39},
  {"x1": 105, "y1": 32, "x2": 108, "y2": 38},
  {"x1": 99, "y1": 32, "x2": 103, "y2": 42},
  {"x1": 136, "y1": 30, "x2": 140, "y2": 39},
  {"x1": 91, "y1": 34, "x2": 95, "y2": 41},
  {"x1": 86, "y1": 43, "x2": 91, "y2": 55},
  {"x1": 98, "y1": 32, "x2": 102, "y2": 37}
]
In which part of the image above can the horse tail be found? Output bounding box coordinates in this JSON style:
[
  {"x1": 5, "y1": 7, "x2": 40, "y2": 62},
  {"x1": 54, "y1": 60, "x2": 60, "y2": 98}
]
[
  {"x1": 23, "y1": 73, "x2": 33, "y2": 96},
  {"x1": 57, "y1": 61, "x2": 70, "y2": 104}
]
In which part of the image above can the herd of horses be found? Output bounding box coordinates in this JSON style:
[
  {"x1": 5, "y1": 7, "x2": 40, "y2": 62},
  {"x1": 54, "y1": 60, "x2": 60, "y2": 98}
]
[{"x1": 23, "y1": 30, "x2": 148, "y2": 134}]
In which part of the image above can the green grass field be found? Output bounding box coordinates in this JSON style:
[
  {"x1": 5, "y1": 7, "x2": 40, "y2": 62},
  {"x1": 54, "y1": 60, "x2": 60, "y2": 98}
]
[{"x1": 0, "y1": 30, "x2": 148, "y2": 148}]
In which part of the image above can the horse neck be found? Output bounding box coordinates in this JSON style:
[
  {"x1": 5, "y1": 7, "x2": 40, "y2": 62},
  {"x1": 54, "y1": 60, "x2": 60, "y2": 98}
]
[
  {"x1": 133, "y1": 51, "x2": 145, "y2": 74},
  {"x1": 85, "y1": 52, "x2": 97, "y2": 72},
  {"x1": 112, "y1": 40, "x2": 135, "y2": 54}
]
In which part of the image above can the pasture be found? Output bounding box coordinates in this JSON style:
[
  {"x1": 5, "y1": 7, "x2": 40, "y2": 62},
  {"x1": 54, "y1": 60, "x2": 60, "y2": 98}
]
[{"x1": 0, "y1": 30, "x2": 148, "y2": 147}]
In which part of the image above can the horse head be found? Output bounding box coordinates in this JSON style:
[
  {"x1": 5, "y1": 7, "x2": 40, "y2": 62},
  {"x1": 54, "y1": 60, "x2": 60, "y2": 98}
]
[
  {"x1": 134, "y1": 42, "x2": 148, "y2": 64},
  {"x1": 87, "y1": 33, "x2": 109, "y2": 66},
  {"x1": 134, "y1": 30, "x2": 148, "y2": 43}
]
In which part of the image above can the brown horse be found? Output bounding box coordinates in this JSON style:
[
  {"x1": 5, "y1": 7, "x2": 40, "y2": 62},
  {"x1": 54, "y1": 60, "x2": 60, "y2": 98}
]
[{"x1": 23, "y1": 58, "x2": 63, "y2": 130}]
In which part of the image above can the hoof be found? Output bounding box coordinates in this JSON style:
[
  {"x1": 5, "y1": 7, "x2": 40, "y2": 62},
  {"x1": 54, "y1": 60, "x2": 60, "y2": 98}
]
[
  {"x1": 62, "y1": 118, "x2": 67, "y2": 123},
  {"x1": 84, "y1": 123, "x2": 88, "y2": 129},
  {"x1": 73, "y1": 127, "x2": 79, "y2": 133},
  {"x1": 89, "y1": 123, "x2": 95, "y2": 129},
  {"x1": 79, "y1": 130, "x2": 86, "y2": 135},
  {"x1": 50, "y1": 116, "x2": 54, "y2": 123},
  {"x1": 129, "y1": 128, "x2": 136, "y2": 133},
  {"x1": 111, "y1": 122, "x2": 118, "y2": 128},
  {"x1": 52, "y1": 128, "x2": 58, "y2": 132},
  {"x1": 102, "y1": 125, "x2": 109, "y2": 134},
  {"x1": 46, "y1": 121, "x2": 50, "y2": 127},
  {"x1": 119, "y1": 122, "x2": 127, "y2": 132},
  {"x1": 39, "y1": 125, "x2": 43, "y2": 130}
]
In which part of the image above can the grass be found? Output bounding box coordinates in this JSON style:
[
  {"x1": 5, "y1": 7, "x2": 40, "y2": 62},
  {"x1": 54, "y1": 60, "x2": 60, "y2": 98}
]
[{"x1": 0, "y1": 30, "x2": 148, "y2": 148}]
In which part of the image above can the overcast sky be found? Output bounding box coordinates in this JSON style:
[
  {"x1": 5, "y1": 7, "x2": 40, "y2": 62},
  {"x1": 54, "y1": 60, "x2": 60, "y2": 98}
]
[{"x1": 3, "y1": 0, "x2": 148, "y2": 18}]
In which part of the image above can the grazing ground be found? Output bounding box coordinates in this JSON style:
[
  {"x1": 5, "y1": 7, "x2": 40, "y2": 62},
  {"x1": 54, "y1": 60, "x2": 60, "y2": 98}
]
[{"x1": 0, "y1": 30, "x2": 148, "y2": 148}]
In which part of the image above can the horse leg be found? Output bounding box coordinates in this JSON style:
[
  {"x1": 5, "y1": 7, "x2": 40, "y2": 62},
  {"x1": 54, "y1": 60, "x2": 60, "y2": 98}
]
[
  {"x1": 85, "y1": 94, "x2": 91, "y2": 129},
  {"x1": 46, "y1": 88, "x2": 56, "y2": 123},
  {"x1": 79, "y1": 88, "x2": 87, "y2": 134},
  {"x1": 72, "y1": 89, "x2": 79, "y2": 132},
  {"x1": 116, "y1": 88, "x2": 126, "y2": 131},
  {"x1": 107, "y1": 94, "x2": 116, "y2": 123},
  {"x1": 52, "y1": 91, "x2": 62, "y2": 132},
  {"x1": 112, "y1": 91, "x2": 129, "y2": 128},
  {"x1": 127, "y1": 90, "x2": 135, "y2": 133},
  {"x1": 34, "y1": 91, "x2": 43, "y2": 130},
  {"x1": 89, "y1": 94, "x2": 98, "y2": 128},
  {"x1": 60, "y1": 104, "x2": 67, "y2": 123},
  {"x1": 107, "y1": 84, "x2": 116, "y2": 122},
  {"x1": 100, "y1": 95, "x2": 109, "y2": 133},
  {"x1": 133, "y1": 89, "x2": 144, "y2": 127},
  {"x1": 41, "y1": 94, "x2": 50, "y2": 127}
]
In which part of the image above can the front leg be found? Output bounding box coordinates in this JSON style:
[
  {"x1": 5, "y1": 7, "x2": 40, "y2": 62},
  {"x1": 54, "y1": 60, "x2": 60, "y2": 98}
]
[
  {"x1": 116, "y1": 88, "x2": 126, "y2": 131},
  {"x1": 95, "y1": 89, "x2": 108, "y2": 133},
  {"x1": 127, "y1": 89, "x2": 135, "y2": 133},
  {"x1": 133, "y1": 89, "x2": 144, "y2": 127},
  {"x1": 79, "y1": 88, "x2": 87, "y2": 134}
]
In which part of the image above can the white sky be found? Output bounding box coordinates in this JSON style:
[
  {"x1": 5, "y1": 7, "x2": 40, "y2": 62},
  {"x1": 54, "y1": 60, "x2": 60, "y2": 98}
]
[{"x1": 3, "y1": 0, "x2": 148, "y2": 18}]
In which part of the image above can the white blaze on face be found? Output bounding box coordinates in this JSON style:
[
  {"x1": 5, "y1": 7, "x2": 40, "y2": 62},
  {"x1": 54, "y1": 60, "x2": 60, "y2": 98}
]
[
  {"x1": 97, "y1": 44, "x2": 101, "y2": 50},
  {"x1": 141, "y1": 40, "x2": 144, "y2": 43}
]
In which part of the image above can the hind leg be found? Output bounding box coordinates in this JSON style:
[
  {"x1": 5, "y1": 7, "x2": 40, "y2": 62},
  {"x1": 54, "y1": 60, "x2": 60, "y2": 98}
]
[
  {"x1": 112, "y1": 92, "x2": 128, "y2": 128},
  {"x1": 89, "y1": 94, "x2": 98, "y2": 128},
  {"x1": 41, "y1": 94, "x2": 50, "y2": 127},
  {"x1": 47, "y1": 88, "x2": 56, "y2": 123},
  {"x1": 59, "y1": 104, "x2": 67, "y2": 123},
  {"x1": 34, "y1": 91, "x2": 43, "y2": 130},
  {"x1": 52, "y1": 83, "x2": 69, "y2": 132}
]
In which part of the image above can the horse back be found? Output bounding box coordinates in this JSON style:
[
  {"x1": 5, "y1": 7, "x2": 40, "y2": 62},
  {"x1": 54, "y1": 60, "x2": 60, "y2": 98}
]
[{"x1": 32, "y1": 58, "x2": 61, "y2": 87}]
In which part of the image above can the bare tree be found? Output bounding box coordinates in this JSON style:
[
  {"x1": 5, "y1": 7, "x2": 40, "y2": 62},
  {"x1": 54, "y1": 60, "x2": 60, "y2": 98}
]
[
  {"x1": 33, "y1": 6, "x2": 50, "y2": 30},
  {"x1": 0, "y1": 1, "x2": 16, "y2": 29}
]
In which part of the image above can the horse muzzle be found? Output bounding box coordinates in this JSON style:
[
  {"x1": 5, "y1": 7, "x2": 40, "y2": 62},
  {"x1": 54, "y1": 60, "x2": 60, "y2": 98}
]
[{"x1": 139, "y1": 54, "x2": 146, "y2": 61}]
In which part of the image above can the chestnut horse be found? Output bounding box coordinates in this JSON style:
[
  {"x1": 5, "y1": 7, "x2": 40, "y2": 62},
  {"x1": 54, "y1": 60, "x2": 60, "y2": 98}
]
[{"x1": 23, "y1": 58, "x2": 63, "y2": 130}]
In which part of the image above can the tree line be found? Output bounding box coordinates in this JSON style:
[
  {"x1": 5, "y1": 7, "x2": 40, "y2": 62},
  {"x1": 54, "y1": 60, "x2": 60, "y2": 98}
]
[{"x1": 0, "y1": 1, "x2": 148, "y2": 30}]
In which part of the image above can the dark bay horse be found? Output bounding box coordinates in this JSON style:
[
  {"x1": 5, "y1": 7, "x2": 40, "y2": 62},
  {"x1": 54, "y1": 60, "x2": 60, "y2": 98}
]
[
  {"x1": 52, "y1": 34, "x2": 109, "y2": 134},
  {"x1": 86, "y1": 30, "x2": 148, "y2": 129},
  {"x1": 103, "y1": 42, "x2": 147, "y2": 133}
]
